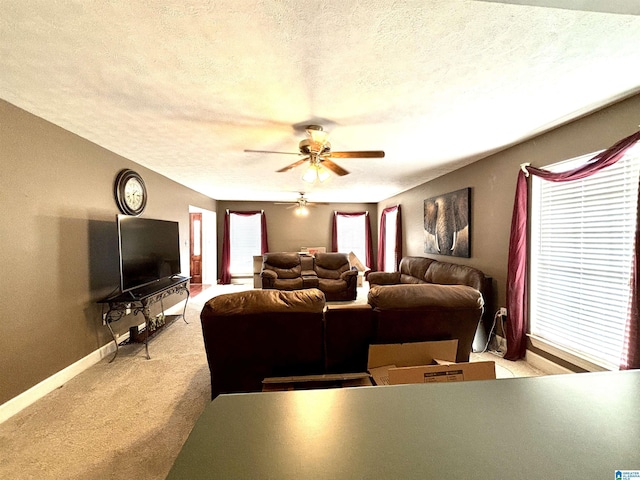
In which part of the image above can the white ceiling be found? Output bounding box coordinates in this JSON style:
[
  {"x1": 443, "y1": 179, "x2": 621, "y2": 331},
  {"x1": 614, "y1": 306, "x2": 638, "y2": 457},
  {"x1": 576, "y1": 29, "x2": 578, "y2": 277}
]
[{"x1": 2, "y1": 1, "x2": 639, "y2": 203}]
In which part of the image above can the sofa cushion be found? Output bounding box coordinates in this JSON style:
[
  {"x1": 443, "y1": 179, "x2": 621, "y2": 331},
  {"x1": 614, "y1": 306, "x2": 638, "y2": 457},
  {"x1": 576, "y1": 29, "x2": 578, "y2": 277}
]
[
  {"x1": 318, "y1": 278, "x2": 348, "y2": 294},
  {"x1": 203, "y1": 288, "x2": 326, "y2": 316},
  {"x1": 262, "y1": 252, "x2": 302, "y2": 279},
  {"x1": 424, "y1": 262, "x2": 485, "y2": 291},
  {"x1": 315, "y1": 253, "x2": 350, "y2": 279},
  {"x1": 367, "y1": 284, "x2": 484, "y2": 310},
  {"x1": 398, "y1": 256, "x2": 436, "y2": 283},
  {"x1": 271, "y1": 278, "x2": 306, "y2": 291}
]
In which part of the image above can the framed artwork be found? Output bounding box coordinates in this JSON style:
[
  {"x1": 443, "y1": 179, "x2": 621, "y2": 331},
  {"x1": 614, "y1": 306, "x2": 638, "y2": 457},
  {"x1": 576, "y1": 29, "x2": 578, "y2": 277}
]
[{"x1": 424, "y1": 187, "x2": 470, "y2": 258}]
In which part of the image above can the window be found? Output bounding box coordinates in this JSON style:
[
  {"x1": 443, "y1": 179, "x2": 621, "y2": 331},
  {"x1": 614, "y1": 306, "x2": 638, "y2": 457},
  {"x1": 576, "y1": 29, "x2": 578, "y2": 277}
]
[
  {"x1": 229, "y1": 212, "x2": 262, "y2": 276},
  {"x1": 336, "y1": 214, "x2": 366, "y2": 262},
  {"x1": 378, "y1": 205, "x2": 402, "y2": 272},
  {"x1": 383, "y1": 209, "x2": 398, "y2": 271},
  {"x1": 333, "y1": 212, "x2": 372, "y2": 268},
  {"x1": 530, "y1": 144, "x2": 640, "y2": 370}
]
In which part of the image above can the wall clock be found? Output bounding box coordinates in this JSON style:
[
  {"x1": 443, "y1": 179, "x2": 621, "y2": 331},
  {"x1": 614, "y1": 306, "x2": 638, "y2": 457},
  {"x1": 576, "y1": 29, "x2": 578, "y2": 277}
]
[{"x1": 114, "y1": 169, "x2": 147, "y2": 216}]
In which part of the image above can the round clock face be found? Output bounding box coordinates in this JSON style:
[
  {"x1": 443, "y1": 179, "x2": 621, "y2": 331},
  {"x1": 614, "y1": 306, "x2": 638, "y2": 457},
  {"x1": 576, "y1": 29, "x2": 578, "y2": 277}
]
[
  {"x1": 124, "y1": 177, "x2": 144, "y2": 210},
  {"x1": 114, "y1": 169, "x2": 147, "y2": 215}
]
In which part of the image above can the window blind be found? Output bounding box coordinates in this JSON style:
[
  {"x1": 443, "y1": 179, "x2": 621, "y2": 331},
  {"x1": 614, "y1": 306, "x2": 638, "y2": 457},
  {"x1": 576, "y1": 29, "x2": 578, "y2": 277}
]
[
  {"x1": 229, "y1": 213, "x2": 261, "y2": 276},
  {"x1": 336, "y1": 214, "x2": 366, "y2": 263},
  {"x1": 530, "y1": 144, "x2": 640, "y2": 369}
]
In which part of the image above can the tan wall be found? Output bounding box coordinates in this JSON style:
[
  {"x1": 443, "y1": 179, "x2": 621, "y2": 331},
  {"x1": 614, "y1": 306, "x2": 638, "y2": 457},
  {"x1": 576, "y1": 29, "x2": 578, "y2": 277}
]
[
  {"x1": 216, "y1": 201, "x2": 378, "y2": 277},
  {"x1": 0, "y1": 100, "x2": 217, "y2": 404},
  {"x1": 378, "y1": 93, "x2": 640, "y2": 318}
]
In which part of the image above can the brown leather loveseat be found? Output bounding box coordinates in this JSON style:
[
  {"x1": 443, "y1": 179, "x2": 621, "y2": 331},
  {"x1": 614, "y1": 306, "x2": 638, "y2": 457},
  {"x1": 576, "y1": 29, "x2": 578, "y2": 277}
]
[{"x1": 261, "y1": 252, "x2": 357, "y2": 301}]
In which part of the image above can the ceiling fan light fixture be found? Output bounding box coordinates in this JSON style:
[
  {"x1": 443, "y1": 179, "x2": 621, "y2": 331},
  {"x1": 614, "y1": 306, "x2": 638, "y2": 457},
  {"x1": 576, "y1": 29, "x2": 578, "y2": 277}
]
[
  {"x1": 294, "y1": 205, "x2": 309, "y2": 216},
  {"x1": 302, "y1": 164, "x2": 331, "y2": 183},
  {"x1": 317, "y1": 165, "x2": 331, "y2": 182}
]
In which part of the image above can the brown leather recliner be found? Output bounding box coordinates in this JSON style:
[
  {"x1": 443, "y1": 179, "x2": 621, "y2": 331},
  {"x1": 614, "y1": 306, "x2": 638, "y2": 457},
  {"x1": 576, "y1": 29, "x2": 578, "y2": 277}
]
[
  {"x1": 200, "y1": 288, "x2": 326, "y2": 398},
  {"x1": 314, "y1": 252, "x2": 358, "y2": 301},
  {"x1": 261, "y1": 252, "x2": 305, "y2": 290}
]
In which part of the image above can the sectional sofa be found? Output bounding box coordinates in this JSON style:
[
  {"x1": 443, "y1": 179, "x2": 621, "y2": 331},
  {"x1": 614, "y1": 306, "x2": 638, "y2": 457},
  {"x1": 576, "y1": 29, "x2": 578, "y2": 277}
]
[{"x1": 201, "y1": 255, "x2": 490, "y2": 397}]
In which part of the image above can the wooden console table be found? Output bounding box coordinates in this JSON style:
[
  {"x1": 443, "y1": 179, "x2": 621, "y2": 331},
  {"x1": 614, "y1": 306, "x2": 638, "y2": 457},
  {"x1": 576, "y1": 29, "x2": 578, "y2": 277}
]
[{"x1": 98, "y1": 276, "x2": 190, "y2": 361}]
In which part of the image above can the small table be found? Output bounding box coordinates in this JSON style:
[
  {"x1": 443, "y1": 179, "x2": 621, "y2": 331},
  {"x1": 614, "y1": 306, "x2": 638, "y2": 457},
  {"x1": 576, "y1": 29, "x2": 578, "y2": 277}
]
[
  {"x1": 166, "y1": 370, "x2": 640, "y2": 479},
  {"x1": 98, "y1": 276, "x2": 190, "y2": 361}
]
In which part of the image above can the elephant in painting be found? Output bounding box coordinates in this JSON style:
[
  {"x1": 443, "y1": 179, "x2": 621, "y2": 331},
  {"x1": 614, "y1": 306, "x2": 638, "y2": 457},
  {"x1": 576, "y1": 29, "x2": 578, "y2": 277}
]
[{"x1": 424, "y1": 188, "x2": 470, "y2": 257}]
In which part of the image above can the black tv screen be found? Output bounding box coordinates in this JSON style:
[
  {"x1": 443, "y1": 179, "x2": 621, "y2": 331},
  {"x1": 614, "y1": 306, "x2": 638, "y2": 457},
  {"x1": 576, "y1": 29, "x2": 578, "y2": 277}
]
[{"x1": 117, "y1": 215, "x2": 181, "y2": 292}]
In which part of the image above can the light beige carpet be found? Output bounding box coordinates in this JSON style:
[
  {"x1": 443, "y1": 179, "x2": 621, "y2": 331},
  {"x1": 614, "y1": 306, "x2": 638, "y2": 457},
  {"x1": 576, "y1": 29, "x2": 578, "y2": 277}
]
[
  {"x1": 0, "y1": 291, "x2": 216, "y2": 480},
  {"x1": 0, "y1": 285, "x2": 545, "y2": 479}
]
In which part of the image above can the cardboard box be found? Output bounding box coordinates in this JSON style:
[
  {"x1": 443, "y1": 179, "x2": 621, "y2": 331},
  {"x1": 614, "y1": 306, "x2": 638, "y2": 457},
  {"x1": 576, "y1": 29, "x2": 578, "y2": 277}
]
[
  {"x1": 367, "y1": 340, "x2": 495, "y2": 386},
  {"x1": 388, "y1": 360, "x2": 496, "y2": 385},
  {"x1": 262, "y1": 372, "x2": 373, "y2": 392}
]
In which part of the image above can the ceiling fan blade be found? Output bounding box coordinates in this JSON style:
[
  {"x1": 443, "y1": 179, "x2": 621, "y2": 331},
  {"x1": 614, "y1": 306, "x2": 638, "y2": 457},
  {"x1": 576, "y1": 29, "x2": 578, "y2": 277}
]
[
  {"x1": 244, "y1": 149, "x2": 301, "y2": 155},
  {"x1": 328, "y1": 151, "x2": 385, "y2": 158},
  {"x1": 276, "y1": 157, "x2": 309, "y2": 173},
  {"x1": 321, "y1": 159, "x2": 350, "y2": 176},
  {"x1": 274, "y1": 202, "x2": 296, "y2": 205}
]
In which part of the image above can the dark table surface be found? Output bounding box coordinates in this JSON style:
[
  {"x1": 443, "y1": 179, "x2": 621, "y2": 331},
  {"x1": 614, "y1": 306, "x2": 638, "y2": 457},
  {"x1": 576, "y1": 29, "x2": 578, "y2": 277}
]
[{"x1": 167, "y1": 370, "x2": 640, "y2": 479}]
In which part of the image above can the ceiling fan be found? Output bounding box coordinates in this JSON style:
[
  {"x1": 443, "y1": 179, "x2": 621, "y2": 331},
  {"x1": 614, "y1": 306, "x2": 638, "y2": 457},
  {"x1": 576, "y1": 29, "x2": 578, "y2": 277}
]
[
  {"x1": 244, "y1": 125, "x2": 385, "y2": 182},
  {"x1": 274, "y1": 192, "x2": 328, "y2": 216}
]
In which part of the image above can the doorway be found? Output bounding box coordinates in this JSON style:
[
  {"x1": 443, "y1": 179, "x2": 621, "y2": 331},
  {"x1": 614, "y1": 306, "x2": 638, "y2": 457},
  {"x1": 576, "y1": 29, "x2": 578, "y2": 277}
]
[
  {"x1": 188, "y1": 206, "x2": 217, "y2": 288},
  {"x1": 189, "y1": 212, "x2": 203, "y2": 284}
]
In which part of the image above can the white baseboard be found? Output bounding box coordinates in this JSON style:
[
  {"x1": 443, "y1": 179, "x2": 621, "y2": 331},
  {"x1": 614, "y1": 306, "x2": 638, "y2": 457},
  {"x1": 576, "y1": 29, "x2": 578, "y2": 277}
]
[
  {"x1": 525, "y1": 350, "x2": 574, "y2": 375},
  {"x1": 0, "y1": 339, "x2": 117, "y2": 424},
  {"x1": 0, "y1": 298, "x2": 187, "y2": 425}
]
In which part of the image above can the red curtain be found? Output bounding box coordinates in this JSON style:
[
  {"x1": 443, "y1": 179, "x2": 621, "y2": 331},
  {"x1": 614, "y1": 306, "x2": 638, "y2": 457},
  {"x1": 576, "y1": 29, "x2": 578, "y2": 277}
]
[
  {"x1": 378, "y1": 205, "x2": 403, "y2": 272},
  {"x1": 219, "y1": 210, "x2": 269, "y2": 285},
  {"x1": 505, "y1": 131, "x2": 640, "y2": 363},
  {"x1": 332, "y1": 211, "x2": 374, "y2": 269}
]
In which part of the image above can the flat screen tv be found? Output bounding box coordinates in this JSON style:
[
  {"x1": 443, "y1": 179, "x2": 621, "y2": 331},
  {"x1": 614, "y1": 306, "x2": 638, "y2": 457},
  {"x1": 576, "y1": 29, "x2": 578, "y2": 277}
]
[{"x1": 117, "y1": 215, "x2": 182, "y2": 293}]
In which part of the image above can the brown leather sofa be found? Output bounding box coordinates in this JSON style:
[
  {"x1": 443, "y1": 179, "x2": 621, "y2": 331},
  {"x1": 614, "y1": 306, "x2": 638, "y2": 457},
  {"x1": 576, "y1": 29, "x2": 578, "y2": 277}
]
[
  {"x1": 367, "y1": 283, "x2": 484, "y2": 362},
  {"x1": 368, "y1": 256, "x2": 493, "y2": 332},
  {"x1": 200, "y1": 288, "x2": 326, "y2": 398},
  {"x1": 261, "y1": 252, "x2": 357, "y2": 301},
  {"x1": 368, "y1": 256, "x2": 489, "y2": 291}
]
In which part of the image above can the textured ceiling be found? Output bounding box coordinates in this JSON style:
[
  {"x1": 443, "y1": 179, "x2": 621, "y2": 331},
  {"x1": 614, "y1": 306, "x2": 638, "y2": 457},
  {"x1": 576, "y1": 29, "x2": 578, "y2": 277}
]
[{"x1": 2, "y1": 1, "x2": 639, "y2": 203}]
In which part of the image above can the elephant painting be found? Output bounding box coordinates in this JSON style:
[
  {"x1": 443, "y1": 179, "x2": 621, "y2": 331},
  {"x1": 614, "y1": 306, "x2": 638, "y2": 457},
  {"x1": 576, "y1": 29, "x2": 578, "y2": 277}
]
[{"x1": 424, "y1": 188, "x2": 470, "y2": 258}]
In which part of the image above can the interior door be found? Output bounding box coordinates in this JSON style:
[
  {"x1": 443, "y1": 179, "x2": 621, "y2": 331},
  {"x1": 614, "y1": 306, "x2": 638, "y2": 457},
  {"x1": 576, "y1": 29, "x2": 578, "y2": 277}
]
[{"x1": 190, "y1": 212, "x2": 203, "y2": 284}]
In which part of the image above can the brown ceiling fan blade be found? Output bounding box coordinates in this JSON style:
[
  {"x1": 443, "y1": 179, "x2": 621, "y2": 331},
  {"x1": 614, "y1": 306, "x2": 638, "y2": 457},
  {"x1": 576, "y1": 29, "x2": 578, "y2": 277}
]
[
  {"x1": 276, "y1": 157, "x2": 309, "y2": 173},
  {"x1": 321, "y1": 159, "x2": 350, "y2": 176},
  {"x1": 244, "y1": 149, "x2": 301, "y2": 155},
  {"x1": 328, "y1": 151, "x2": 385, "y2": 158}
]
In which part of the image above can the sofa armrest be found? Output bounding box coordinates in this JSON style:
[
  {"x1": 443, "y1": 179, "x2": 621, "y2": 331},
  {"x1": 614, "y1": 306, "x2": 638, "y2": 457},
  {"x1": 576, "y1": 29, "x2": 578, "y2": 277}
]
[
  {"x1": 261, "y1": 269, "x2": 277, "y2": 288},
  {"x1": 340, "y1": 269, "x2": 358, "y2": 280},
  {"x1": 262, "y1": 269, "x2": 277, "y2": 279},
  {"x1": 367, "y1": 271, "x2": 401, "y2": 286}
]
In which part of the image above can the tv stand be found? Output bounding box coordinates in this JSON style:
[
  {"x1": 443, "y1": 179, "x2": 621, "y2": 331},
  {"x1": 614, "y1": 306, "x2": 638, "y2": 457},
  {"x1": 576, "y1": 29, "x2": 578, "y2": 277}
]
[{"x1": 99, "y1": 276, "x2": 190, "y2": 361}]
